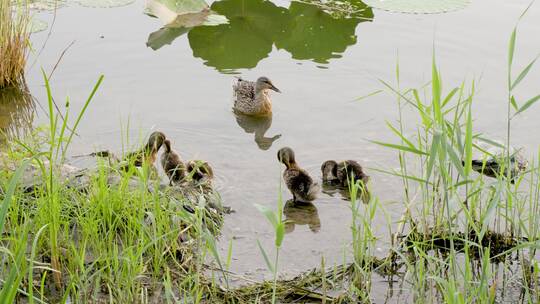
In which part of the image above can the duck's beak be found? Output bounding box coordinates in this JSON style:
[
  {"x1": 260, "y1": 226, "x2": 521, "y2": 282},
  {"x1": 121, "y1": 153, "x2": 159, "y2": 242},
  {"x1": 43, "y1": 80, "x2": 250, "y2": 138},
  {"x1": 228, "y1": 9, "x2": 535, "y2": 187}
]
[{"x1": 270, "y1": 84, "x2": 281, "y2": 93}]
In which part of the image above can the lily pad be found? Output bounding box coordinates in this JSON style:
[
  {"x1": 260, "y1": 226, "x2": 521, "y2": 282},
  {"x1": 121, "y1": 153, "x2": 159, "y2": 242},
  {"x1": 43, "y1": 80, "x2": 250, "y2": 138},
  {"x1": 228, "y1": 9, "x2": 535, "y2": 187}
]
[
  {"x1": 156, "y1": 0, "x2": 208, "y2": 14},
  {"x1": 27, "y1": 0, "x2": 66, "y2": 11},
  {"x1": 145, "y1": 0, "x2": 228, "y2": 50},
  {"x1": 362, "y1": 0, "x2": 470, "y2": 14},
  {"x1": 146, "y1": 0, "x2": 227, "y2": 28},
  {"x1": 300, "y1": 0, "x2": 374, "y2": 19},
  {"x1": 28, "y1": 18, "x2": 47, "y2": 33},
  {"x1": 147, "y1": 27, "x2": 190, "y2": 50},
  {"x1": 76, "y1": 0, "x2": 135, "y2": 8}
]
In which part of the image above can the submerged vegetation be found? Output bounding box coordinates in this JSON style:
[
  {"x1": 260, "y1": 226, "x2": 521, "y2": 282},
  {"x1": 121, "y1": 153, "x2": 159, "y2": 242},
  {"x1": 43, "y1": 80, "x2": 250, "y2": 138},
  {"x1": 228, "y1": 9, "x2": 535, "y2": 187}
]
[{"x1": 0, "y1": 0, "x2": 30, "y2": 89}]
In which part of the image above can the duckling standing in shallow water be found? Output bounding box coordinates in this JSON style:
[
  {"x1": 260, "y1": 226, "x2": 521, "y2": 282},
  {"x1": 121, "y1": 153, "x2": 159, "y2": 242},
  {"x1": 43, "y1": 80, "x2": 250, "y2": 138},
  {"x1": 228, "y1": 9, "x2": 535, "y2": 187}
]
[
  {"x1": 322, "y1": 160, "x2": 370, "y2": 203},
  {"x1": 233, "y1": 76, "x2": 281, "y2": 116},
  {"x1": 160, "y1": 139, "x2": 186, "y2": 185},
  {"x1": 277, "y1": 147, "x2": 319, "y2": 202},
  {"x1": 122, "y1": 131, "x2": 166, "y2": 170}
]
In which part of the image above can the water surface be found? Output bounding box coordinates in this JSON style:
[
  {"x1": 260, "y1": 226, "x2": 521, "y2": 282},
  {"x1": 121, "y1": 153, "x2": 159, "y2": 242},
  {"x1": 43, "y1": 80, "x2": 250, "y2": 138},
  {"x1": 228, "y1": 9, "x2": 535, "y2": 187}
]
[{"x1": 20, "y1": 0, "x2": 540, "y2": 301}]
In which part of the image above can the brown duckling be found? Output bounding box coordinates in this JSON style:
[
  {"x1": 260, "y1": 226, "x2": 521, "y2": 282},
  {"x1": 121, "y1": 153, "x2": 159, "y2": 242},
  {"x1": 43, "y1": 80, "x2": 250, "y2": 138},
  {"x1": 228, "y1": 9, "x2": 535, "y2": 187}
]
[
  {"x1": 322, "y1": 160, "x2": 369, "y2": 187},
  {"x1": 186, "y1": 160, "x2": 214, "y2": 182},
  {"x1": 160, "y1": 139, "x2": 187, "y2": 185},
  {"x1": 277, "y1": 147, "x2": 319, "y2": 202},
  {"x1": 322, "y1": 160, "x2": 370, "y2": 203},
  {"x1": 122, "y1": 131, "x2": 166, "y2": 170}
]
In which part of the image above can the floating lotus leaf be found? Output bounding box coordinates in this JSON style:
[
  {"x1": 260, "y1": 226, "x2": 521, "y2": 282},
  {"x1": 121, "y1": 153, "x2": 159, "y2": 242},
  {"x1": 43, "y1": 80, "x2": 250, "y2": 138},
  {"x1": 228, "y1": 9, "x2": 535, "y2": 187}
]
[
  {"x1": 76, "y1": 0, "x2": 135, "y2": 8},
  {"x1": 362, "y1": 0, "x2": 469, "y2": 14},
  {"x1": 147, "y1": 27, "x2": 190, "y2": 50},
  {"x1": 300, "y1": 0, "x2": 374, "y2": 19},
  {"x1": 27, "y1": 0, "x2": 66, "y2": 11},
  {"x1": 145, "y1": 0, "x2": 228, "y2": 50},
  {"x1": 146, "y1": 0, "x2": 227, "y2": 28},
  {"x1": 156, "y1": 0, "x2": 208, "y2": 13}
]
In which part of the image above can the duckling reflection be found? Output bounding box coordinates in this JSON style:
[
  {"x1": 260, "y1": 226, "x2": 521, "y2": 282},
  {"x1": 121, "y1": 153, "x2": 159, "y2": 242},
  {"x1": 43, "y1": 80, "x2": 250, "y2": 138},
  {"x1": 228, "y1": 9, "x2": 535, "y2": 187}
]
[
  {"x1": 283, "y1": 199, "x2": 321, "y2": 234},
  {"x1": 0, "y1": 86, "x2": 35, "y2": 142},
  {"x1": 234, "y1": 112, "x2": 281, "y2": 150},
  {"x1": 321, "y1": 182, "x2": 370, "y2": 204}
]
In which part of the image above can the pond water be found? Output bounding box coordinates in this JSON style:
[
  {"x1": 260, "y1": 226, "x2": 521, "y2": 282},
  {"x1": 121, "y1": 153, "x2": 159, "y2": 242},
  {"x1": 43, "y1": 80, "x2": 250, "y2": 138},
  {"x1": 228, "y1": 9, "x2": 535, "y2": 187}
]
[{"x1": 5, "y1": 0, "x2": 540, "y2": 301}]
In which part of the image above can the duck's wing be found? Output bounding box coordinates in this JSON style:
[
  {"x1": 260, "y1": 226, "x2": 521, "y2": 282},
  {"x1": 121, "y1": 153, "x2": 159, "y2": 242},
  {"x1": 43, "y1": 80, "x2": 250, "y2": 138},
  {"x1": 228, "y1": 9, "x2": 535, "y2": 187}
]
[
  {"x1": 233, "y1": 79, "x2": 255, "y2": 105},
  {"x1": 289, "y1": 169, "x2": 317, "y2": 200}
]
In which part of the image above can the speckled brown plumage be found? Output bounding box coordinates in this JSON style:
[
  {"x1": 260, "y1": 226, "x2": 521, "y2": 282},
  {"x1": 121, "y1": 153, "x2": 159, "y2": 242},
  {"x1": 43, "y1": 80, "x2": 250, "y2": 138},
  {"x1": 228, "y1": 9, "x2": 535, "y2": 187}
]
[
  {"x1": 322, "y1": 159, "x2": 370, "y2": 203},
  {"x1": 233, "y1": 76, "x2": 280, "y2": 116}
]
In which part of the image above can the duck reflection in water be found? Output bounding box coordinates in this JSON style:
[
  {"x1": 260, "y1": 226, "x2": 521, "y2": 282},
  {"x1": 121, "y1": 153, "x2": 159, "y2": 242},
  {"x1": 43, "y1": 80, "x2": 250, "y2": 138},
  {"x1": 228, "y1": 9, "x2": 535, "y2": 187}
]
[
  {"x1": 234, "y1": 112, "x2": 281, "y2": 150},
  {"x1": 283, "y1": 199, "x2": 321, "y2": 234}
]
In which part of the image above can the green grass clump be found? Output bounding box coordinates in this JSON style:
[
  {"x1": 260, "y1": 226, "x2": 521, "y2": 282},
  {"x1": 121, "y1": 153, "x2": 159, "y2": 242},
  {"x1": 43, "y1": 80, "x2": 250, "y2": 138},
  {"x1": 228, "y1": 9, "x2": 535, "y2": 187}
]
[{"x1": 0, "y1": 0, "x2": 30, "y2": 89}]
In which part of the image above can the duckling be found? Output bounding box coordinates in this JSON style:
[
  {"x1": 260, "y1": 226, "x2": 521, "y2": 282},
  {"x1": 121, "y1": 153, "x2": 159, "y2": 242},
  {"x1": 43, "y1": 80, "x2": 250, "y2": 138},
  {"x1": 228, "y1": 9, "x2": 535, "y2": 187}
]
[
  {"x1": 186, "y1": 160, "x2": 214, "y2": 182},
  {"x1": 233, "y1": 76, "x2": 281, "y2": 116},
  {"x1": 468, "y1": 153, "x2": 527, "y2": 183},
  {"x1": 277, "y1": 147, "x2": 319, "y2": 202},
  {"x1": 122, "y1": 131, "x2": 166, "y2": 170},
  {"x1": 322, "y1": 160, "x2": 370, "y2": 203},
  {"x1": 160, "y1": 139, "x2": 187, "y2": 185},
  {"x1": 322, "y1": 160, "x2": 369, "y2": 187},
  {"x1": 463, "y1": 144, "x2": 527, "y2": 183}
]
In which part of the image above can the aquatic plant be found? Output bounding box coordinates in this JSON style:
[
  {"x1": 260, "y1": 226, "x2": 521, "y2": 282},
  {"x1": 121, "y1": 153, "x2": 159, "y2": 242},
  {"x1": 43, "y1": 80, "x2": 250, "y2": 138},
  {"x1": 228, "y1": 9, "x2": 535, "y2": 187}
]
[
  {"x1": 254, "y1": 189, "x2": 286, "y2": 304},
  {"x1": 0, "y1": 0, "x2": 30, "y2": 89}
]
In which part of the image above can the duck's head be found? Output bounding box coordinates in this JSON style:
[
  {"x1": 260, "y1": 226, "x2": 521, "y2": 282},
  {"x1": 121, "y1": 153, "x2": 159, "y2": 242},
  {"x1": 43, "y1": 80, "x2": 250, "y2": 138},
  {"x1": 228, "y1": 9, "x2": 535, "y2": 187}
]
[
  {"x1": 162, "y1": 139, "x2": 172, "y2": 153},
  {"x1": 256, "y1": 77, "x2": 281, "y2": 94},
  {"x1": 277, "y1": 147, "x2": 296, "y2": 168},
  {"x1": 147, "y1": 131, "x2": 166, "y2": 153},
  {"x1": 321, "y1": 160, "x2": 339, "y2": 182}
]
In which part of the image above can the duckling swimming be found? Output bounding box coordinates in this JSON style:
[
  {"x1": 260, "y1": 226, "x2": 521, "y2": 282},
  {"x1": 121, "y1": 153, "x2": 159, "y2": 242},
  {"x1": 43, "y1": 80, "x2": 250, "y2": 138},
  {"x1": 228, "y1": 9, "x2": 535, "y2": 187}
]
[
  {"x1": 122, "y1": 131, "x2": 166, "y2": 170},
  {"x1": 467, "y1": 150, "x2": 527, "y2": 183},
  {"x1": 321, "y1": 160, "x2": 370, "y2": 203},
  {"x1": 160, "y1": 139, "x2": 186, "y2": 185},
  {"x1": 233, "y1": 76, "x2": 280, "y2": 116},
  {"x1": 186, "y1": 160, "x2": 214, "y2": 182},
  {"x1": 277, "y1": 147, "x2": 319, "y2": 202}
]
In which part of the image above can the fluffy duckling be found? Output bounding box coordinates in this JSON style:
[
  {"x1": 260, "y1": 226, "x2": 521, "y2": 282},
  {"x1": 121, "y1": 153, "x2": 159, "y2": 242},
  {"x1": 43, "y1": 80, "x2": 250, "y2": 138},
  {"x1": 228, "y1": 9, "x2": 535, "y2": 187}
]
[
  {"x1": 186, "y1": 160, "x2": 214, "y2": 182},
  {"x1": 233, "y1": 76, "x2": 281, "y2": 116},
  {"x1": 463, "y1": 145, "x2": 527, "y2": 183},
  {"x1": 322, "y1": 160, "x2": 369, "y2": 187},
  {"x1": 469, "y1": 154, "x2": 527, "y2": 184},
  {"x1": 322, "y1": 160, "x2": 370, "y2": 203},
  {"x1": 277, "y1": 147, "x2": 319, "y2": 202},
  {"x1": 122, "y1": 131, "x2": 166, "y2": 170},
  {"x1": 160, "y1": 139, "x2": 187, "y2": 185}
]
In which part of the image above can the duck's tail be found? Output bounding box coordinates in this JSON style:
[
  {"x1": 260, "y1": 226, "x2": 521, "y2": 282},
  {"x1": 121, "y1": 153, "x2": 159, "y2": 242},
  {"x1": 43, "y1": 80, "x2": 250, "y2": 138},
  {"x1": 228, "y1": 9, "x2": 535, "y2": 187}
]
[{"x1": 306, "y1": 182, "x2": 321, "y2": 201}]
